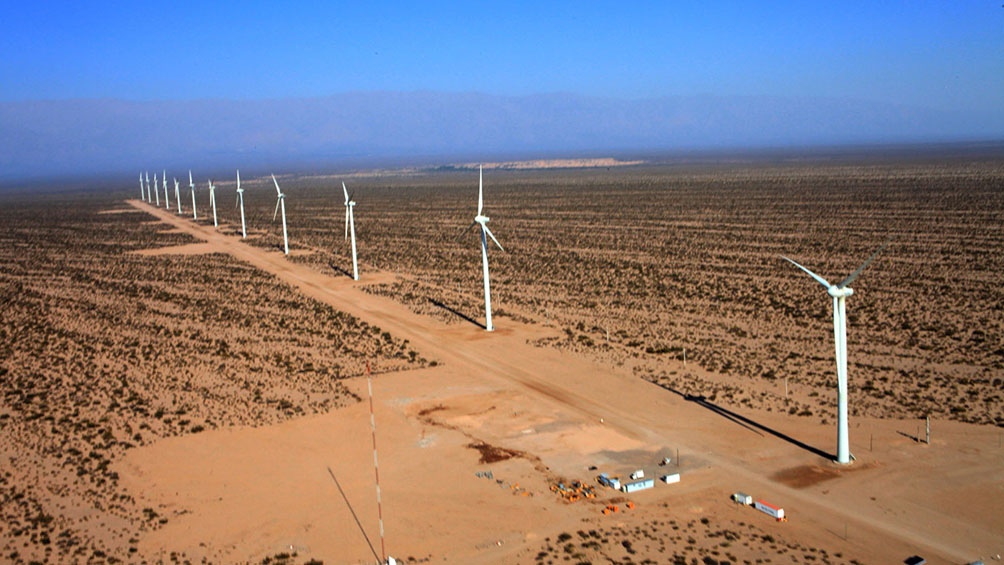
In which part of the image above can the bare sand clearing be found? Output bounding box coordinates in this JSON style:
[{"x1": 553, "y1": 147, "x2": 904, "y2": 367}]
[{"x1": 115, "y1": 200, "x2": 1003, "y2": 564}]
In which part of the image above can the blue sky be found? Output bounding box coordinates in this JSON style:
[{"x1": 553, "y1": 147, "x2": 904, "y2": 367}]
[{"x1": 2, "y1": 1, "x2": 1002, "y2": 114}]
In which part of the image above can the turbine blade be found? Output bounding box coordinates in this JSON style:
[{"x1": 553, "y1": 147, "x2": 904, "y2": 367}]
[
  {"x1": 342, "y1": 181, "x2": 349, "y2": 204},
  {"x1": 236, "y1": 169, "x2": 241, "y2": 191},
  {"x1": 188, "y1": 170, "x2": 193, "y2": 186},
  {"x1": 839, "y1": 240, "x2": 889, "y2": 288},
  {"x1": 484, "y1": 225, "x2": 504, "y2": 252},
  {"x1": 273, "y1": 198, "x2": 281, "y2": 222},
  {"x1": 477, "y1": 165, "x2": 484, "y2": 215},
  {"x1": 272, "y1": 174, "x2": 282, "y2": 196},
  {"x1": 781, "y1": 256, "x2": 832, "y2": 288},
  {"x1": 456, "y1": 221, "x2": 478, "y2": 242}
]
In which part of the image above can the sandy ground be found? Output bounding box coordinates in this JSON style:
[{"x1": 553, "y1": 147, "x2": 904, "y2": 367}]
[{"x1": 114, "y1": 199, "x2": 1002, "y2": 564}]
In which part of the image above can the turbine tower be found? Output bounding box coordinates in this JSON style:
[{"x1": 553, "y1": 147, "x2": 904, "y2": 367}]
[
  {"x1": 189, "y1": 170, "x2": 197, "y2": 220},
  {"x1": 271, "y1": 174, "x2": 289, "y2": 255},
  {"x1": 462, "y1": 166, "x2": 504, "y2": 331},
  {"x1": 174, "y1": 178, "x2": 182, "y2": 214},
  {"x1": 153, "y1": 173, "x2": 160, "y2": 207},
  {"x1": 162, "y1": 170, "x2": 170, "y2": 209},
  {"x1": 145, "y1": 171, "x2": 151, "y2": 202},
  {"x1": 208, "y1": 179, "x2": 218, "y2": 227},
  {"x1": 139, "y1": 173, "x2": 144, "y2": 201},
  {"x1": 343, "y1": 182, "x2": 359, "y2": 280},
  {"x1": 235, "y1": 170, "x2": 247, "y2": 239},
  {"x1": 781, "y1": 242, "x2": 887, "y2": 464}
]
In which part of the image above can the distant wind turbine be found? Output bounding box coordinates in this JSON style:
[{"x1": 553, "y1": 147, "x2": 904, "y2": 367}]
[
  {"x1": 461, "y1": 166, "x2": 504, "y2": 331},
  {"x1": 208, "y1": 179, "x2": 218, "y2": 227},
  {"x1": 162, "y1": 170, "x2": 170, "y2": 209},
  {"x1": 189, "y1": 170, "x2": 197, "y2": 220},
  {"x1": 271, "y1": 174, "x2": 289, "y2": 255},
  {"x1": 174, "y1": 178, "x2": 182, "y2": 214},
  {"x1": 781, "y1": 242, "x2": 888, "y2": 465},
  {"x1": 145, "y1": 171, "x2": 151, "y2": 202},
  {"x1": 139, "y1": 173, "x2": 144, "y2": 201},
  {"x1": 235, "y1": 170, "x2": 246, "y2": 239},
  {"x1": 343, "y1": 182, "x2": 359, "y2": 280},
  {"x1": 153, "y1": 173, "x2": 160, "y2": 207}
]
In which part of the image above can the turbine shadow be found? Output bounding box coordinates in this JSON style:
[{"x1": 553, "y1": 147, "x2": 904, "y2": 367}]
[
  {"x1": 428, "y1": 298, "x2": 487, "y2": 330},
  {"x1": 657, "y1": 384, "x2": 835, "y2": 461},
  {"x1": 328, "y1": 262, "x2": 354, "y2": 279},
  {"x1": 896, "y1": 430, "x2": 923, "y2": 443}
]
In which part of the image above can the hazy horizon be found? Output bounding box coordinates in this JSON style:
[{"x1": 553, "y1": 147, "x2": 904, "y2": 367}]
[{"x1": 2, "y1": 3, "x2": 1002, "y2": 183}]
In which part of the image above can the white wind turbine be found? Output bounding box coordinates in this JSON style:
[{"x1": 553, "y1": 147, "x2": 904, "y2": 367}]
[
  {"x1": 189, "y1": 170, "x2": 197, "y2": 220},
  {"x1": 235, "y1": 170, "x2": 247, "y2": 239},
  {"x1": 139, "y1": 173, "x2": 144, "y2": 201},
  {"x1": 271, "y1": 174, "x2": 289, "y2": 255},
  {"x1": 174, "y1": 178, "x2": 182, "y2": 214},
  {"x1": 781, "y1": 242, "x2": 888, "y2": 465},
  {"x1": 153, "y1": 172, "x2": 160, "y2": 207},
  {"x1": 208, "y1": 179, "x2": 218, "y2": 227},
  {"x1": 462, "y1": 166, "x2": 504, "y2": 331},
  {"x1": 145, "y1": 171, "x2": 151, "y2": 202},
  {"x1": 162, "y1": 170, "x2": 170, "y2": 209},
  {"x1": 342, "y1": 182, "x2": 359, "y2": 280}
]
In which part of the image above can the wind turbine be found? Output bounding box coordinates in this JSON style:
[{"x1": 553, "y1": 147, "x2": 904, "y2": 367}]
[
  {"x1": 139, "y1": 173, "x2": 144, "y2": 201},
  {"x1": 174, "y1": 178, "x2": 182, "y2": 214},
  {"x1": 162, "y1": 170, "x2": 170, "y2": 209},
  {"x1": 271, "y1": 174, "x2": 289, "y2": 255},
  {"x1": 189, "y1": 170, "x2": 197, "y2": 220},
  {"x1": 153, "y1": 173, "x2": 160, "y2": 207},
  {"x1": 462, "y1": 166, "x2": 504, "y2": 331},
  {"x1": 145, "y1": 171, "x2": 151, "y2": 202},
  {"x1": 235, "y1": 170, "x2": 247, "y2": 238},
  {"x1": 781, "y1": 242, "x2": 888, "y2": 464},
  {"x1": 342, "y1": 182, "x2": 359, "y2": 280},
  {"x1": 208, "y1": 179, "x2": 218, "y2": 227}
]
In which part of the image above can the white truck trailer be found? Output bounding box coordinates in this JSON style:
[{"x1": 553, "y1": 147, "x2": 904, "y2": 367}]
[{"x1": 754, "y1": 499, "x2": 786, "y2": 521}]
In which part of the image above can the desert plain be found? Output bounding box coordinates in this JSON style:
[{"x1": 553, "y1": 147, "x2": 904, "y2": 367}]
[{"x1": 1, "y1": 147, "x2": 1002, "y2": 564}]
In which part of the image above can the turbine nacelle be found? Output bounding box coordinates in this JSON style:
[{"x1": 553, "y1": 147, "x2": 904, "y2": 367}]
[
  {"x1": 475, "y1": 214, "x2": 490, "y2": 224},
  {"x1": 828, "y1": 286, "x2": 854, "y2": 299}
]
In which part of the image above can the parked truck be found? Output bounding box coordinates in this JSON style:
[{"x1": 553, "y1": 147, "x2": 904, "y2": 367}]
[{"x1": 596, "y1": 473, "x2": 621, "y2": 490}]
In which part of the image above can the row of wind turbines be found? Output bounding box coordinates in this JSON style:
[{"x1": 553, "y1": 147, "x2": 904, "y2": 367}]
[
  {"x1": 137, "y1": 167, "x2": 499, "y2": 300},
  {"x1": 140, "y1": 169, "x2": 353, "y2": 276},
  {"x1": 139, "y1": 166, "x2": 886, "y2": 465}
]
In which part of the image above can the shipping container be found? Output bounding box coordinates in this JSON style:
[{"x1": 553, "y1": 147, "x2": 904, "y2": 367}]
[{"x1": 661, "y1": 473, "x2": 681, "y2": 484}]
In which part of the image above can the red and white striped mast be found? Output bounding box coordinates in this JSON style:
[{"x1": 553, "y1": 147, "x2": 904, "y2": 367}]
[{"x1": 367, "y1": 361, "x2": 388, "y2": 564}]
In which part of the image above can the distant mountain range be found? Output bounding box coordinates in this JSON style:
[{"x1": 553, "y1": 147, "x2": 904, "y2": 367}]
[{"x1": 1, "y1": 92, "x2": 1000, "y2": 182}]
